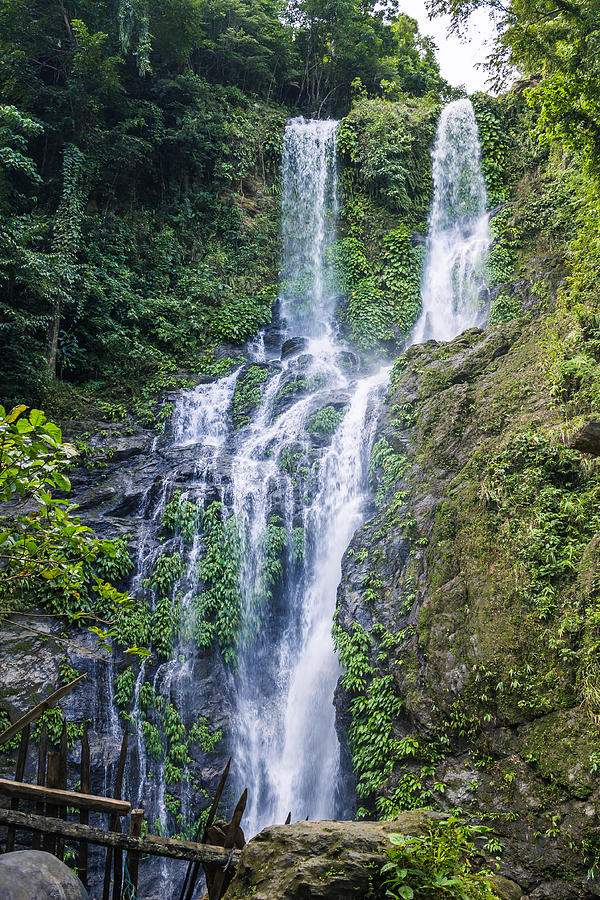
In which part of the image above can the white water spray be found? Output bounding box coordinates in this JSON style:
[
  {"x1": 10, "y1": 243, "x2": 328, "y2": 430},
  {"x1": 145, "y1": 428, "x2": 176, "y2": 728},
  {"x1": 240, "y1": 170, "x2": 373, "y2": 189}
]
[
  {"x1": 280, "y1": 117, "x2": 339, "y2": 335},
  {"x1": 412, "y1": 98, "x2": 491, "y2": 343}
]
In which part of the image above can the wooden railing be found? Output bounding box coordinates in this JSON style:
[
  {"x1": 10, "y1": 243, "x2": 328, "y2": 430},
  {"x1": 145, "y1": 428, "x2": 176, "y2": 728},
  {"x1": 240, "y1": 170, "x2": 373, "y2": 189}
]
[{"x1": 0, "y1": 678, "x2": 247, "y2": 900}]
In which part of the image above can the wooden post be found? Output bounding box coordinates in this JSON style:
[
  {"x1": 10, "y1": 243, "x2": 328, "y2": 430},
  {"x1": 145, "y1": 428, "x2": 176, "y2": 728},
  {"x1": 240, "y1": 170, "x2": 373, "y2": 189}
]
[
  {"x1": 32, "y1": 722, "x2": 47, "y2": 851},
  {"x1": 5, "y1": 724, "x2": 30, "y2": 852},
  {"x1": 209, "y1": 789, "x2": 247, "y2": 900},
  {"x1": 179, "y1": 758, "x2": 231, "y2": 900},
  {"x1": 78, "y1": 725, "x2": 90, "y2": 889},
  {"x1": 124, "y1": 809, "x2": 144, "y2": 899},
  {"x1": 103, "y1": 728, "x2": 128, "y2": 900},
  {"x1": 56, "y1": 718, "x2": 67, "y2": 859},
  {"x1": 285, "y1": 812, "x2": 291, "y2": 825},
  {"x1": 43, "y1": 752, "x2": 61, "y2": 856},
  {"x1": 0, "y1": 779, "x2": 130, "y2": 815}
]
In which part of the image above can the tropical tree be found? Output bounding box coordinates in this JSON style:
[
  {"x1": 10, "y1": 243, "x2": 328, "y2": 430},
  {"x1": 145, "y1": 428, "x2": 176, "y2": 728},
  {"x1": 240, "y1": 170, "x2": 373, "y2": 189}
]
[{"x1": 0, "y1": 404, "x2": 133, "y2": 648}]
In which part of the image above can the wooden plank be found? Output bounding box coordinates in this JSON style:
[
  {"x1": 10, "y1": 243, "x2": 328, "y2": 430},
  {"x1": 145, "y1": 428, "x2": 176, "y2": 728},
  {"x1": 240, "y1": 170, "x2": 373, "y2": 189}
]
[
  {"x1": 78, "y1": 724, "x2": 90, "y2": 888},
  {"x1": 105, "y1": 728, "x2": 128, "y2": 900},
  {"x1": 31, "y1": 722, "x2": 47, "y2": 851},
  {"x1": 5, "y1": 724, "x2": 30, "y2": 852},
  {"x1": 0, "y1": 808, "x2": 242, "y2": 865},
  {"x1": 124, "y1": 809, "x2": 144, "y2": 899},
  {"x1": 0, "y1": 778, "x2": 130, "y2": 815},
  {"x1": 210, "y1": 789, "x2": 247, "y2": 900},
  {"x1": 180, "y1": 757, "x2": 231, "y2": 900},
  {"x1": 0, "y1": 675, "x2": 86, "y2": 746}
]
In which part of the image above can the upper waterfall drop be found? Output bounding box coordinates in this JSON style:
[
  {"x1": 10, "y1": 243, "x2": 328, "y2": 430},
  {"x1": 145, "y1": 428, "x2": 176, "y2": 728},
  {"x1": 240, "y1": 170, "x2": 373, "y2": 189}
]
[
  {"x1": 412, "y1": 98, "x2": 491, "y2": 344},
  {"x1": 280, "y1": 117, "x2": 339, "y2": 335}
]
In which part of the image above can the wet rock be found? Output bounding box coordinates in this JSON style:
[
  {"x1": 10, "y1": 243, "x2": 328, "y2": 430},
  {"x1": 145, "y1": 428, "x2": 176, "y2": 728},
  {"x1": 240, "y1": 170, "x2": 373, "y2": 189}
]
[
  {"x1": 224, "y1": 811, "x2": 448, "y2": 900},
  {"x1": 570, "y1": 421, "x2": 600, "y2": 456},
  {"x1": 526, "y1": 882, "x2": 584, "y2": 900},
  {"x1": 0, "y1": 850, "x2": 88, "y2": 899},
  {"x1": 336, "y1": 350, "x2": 360, "y2": 369},
  {"x1": 110, "y1": 433, "x2": 151, "y2": 461},
  {"x1": 491, "y1": 875, "x2": 525, "y2": 900},
  {"x1": 281, "y1": 337, "x2": 309, "y2": 358},
  {"x1": 0, "y1": 620, "x2": 60, "y2": 722}
]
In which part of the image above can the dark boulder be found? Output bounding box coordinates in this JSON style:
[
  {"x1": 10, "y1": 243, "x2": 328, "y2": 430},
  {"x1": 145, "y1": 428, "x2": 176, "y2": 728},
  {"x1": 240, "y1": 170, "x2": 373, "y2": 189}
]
[
  {"x1": 281, "y1": 337, "x2": 309, "y2": 359},
  {"x1": 571, "y1": 421, "x2": 600, "y2": 456},
  {"x1": 0, "y1": 850, "x2": 88, "y2": 899}
]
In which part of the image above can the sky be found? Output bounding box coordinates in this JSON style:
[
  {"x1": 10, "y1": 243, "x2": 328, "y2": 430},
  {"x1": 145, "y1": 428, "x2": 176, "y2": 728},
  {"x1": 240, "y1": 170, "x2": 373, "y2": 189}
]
[{"x1": 397, "y1": 1, "x2": 498, "y2": 93}]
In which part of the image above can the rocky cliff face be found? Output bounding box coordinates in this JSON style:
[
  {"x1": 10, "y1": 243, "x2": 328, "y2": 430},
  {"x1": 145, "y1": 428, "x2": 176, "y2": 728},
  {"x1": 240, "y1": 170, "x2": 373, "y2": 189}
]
[{"x1": 335, "y1": 319, "x2": 600, "y2": 899}]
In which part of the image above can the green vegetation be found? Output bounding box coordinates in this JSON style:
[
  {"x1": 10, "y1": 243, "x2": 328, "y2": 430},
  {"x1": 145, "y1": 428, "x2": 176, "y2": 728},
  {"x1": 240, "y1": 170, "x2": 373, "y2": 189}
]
[
  {"x1": 162, "y1": 491, "x2": 198, "y2": 543},
  {"x1": 0, "y1": 404, "x2": 136, "y2": 650},
  {"x1": 338, "y1": 97, "x2": 439, "y2": 223},
  {"x1": 0, "y1": 0, "x2": 448, "y2": 415},
  {"x1": 186, "y1": 501, "x2": 244, "y2": 664},
  {"x1": 380, "y1": 818, "x2": 497, "y2": 900},
  {"x1": 307, "y1": 405, "x2": 347, "y2": 435},
  {"x1": 136, "y1": 681, "x2": 221, "y2": 787},
  {"x1": 32, "y1": 707, "x2": 86, "y2": 749},
  {"x1": 233, "y1": 365, "x2": 269, "y2": 429},
  {"x1": 336, "y1": 96, "x2": 440, "y2": 349}
]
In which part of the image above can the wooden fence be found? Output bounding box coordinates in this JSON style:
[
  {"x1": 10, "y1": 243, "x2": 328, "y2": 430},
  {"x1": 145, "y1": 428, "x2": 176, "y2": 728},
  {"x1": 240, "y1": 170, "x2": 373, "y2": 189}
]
[{"x1": 0, "y1": 677, "x2": 246, "y2": 900}]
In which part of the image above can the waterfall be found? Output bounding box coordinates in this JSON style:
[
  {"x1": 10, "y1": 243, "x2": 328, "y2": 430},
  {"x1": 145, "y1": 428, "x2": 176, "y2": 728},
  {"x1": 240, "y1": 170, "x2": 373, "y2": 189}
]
[
  {"x1": 412, "y1": 98, "x2": 491, "y2": 344},
  {"x1": 90, "y1": 117, "x2": 391, "y2": 890},
  {"x1": 280, "y1": 117, "x2": 338, "y2": 334},
  {"x1": 229, "y1": 118, "x2": 389, "y2": 833}
]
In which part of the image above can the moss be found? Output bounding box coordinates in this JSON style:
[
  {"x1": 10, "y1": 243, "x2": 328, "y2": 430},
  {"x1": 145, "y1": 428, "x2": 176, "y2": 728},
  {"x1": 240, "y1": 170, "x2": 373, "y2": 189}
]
[
  {"x1": 518, "y1": 710, "x2": 598, "y2": 799},
  {"x1": 233, "y1": 365, "x2": 269, "y2": 429}
]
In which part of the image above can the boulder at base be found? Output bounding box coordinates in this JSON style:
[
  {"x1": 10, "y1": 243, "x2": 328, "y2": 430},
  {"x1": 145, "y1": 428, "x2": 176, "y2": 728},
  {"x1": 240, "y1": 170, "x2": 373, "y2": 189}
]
[
  {"x1": 223, "y1": 810, "x2": 524, "y2": 900},
  {"x1": 0, "y1": 850, "x2": 88, "y2": 900}
]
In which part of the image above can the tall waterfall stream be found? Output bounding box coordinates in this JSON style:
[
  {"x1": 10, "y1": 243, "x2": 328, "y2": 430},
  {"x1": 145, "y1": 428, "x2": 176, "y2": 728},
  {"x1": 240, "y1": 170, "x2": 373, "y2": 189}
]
[
  {"x1": 412, "y1": 98, "x2": 490, "y2": 343},
  {"x1": 86, "y1": 101, "x2": 490, "y2": 897}
]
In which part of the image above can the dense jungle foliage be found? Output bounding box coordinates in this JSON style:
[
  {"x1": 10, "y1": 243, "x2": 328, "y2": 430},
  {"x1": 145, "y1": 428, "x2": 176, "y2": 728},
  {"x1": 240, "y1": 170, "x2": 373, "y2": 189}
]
[{"x1": 0, "y1": 0, "x2": 445, "y2": 416}]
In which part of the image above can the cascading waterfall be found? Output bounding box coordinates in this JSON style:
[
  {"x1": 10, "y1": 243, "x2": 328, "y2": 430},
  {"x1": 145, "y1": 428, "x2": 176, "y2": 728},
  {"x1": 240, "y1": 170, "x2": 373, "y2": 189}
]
[
  {"x1": 230, "y1": 118, "x2": 389, "y2": 833},
  {"x1": 280, "y1": 117, "x2": 339, "y2": 334},
  {"x1": 97, "y1": 117, "x2": 390, "y2": 893},
  {"x1": 77, "y1": 99, "x2": 500, "y2": 899},
  {"x1": 412, "y1": 98, "x2": 491, "y2": 343}
]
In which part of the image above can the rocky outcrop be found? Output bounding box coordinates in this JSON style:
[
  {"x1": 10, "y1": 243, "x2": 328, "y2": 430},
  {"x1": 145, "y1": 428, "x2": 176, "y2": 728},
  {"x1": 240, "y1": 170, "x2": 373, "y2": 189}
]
[
  {"x1": 571, "y1": 421, "x2": 600, "y2": 456},
  {"x1": 223, "y1": 810, "x2": 526, "y2": 900},
  {"x1": 336, "y1": 321, "x2": 600, "y2": 898},
  {"x1": 0, "y1": 850, "x2": 88, "y2": 899}
]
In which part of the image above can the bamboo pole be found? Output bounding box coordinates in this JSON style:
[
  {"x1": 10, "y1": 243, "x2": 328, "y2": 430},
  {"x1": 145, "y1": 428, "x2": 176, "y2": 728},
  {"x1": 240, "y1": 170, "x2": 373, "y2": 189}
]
[
  {"x1": 103, "y1": 728, "x2": 128, "y2": 900},
  {"x1": 179, "y1": 758, "x2": 231, "y2": 900},
  {"x1": 31, "y1": 722, "x2": 47, "y2": 851},
  {"x1": 0, "y1": 778, "x2": 130, "y2": 815},
  {"x1": 43, "y1": 752, "x2": 61, "y2": 855},
  {"x1": 210, "y1": 789, "x2": 247, "y2": 900},
  {"x1": 124, "y1": 809, "x2": 144, "y2": 899}
]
